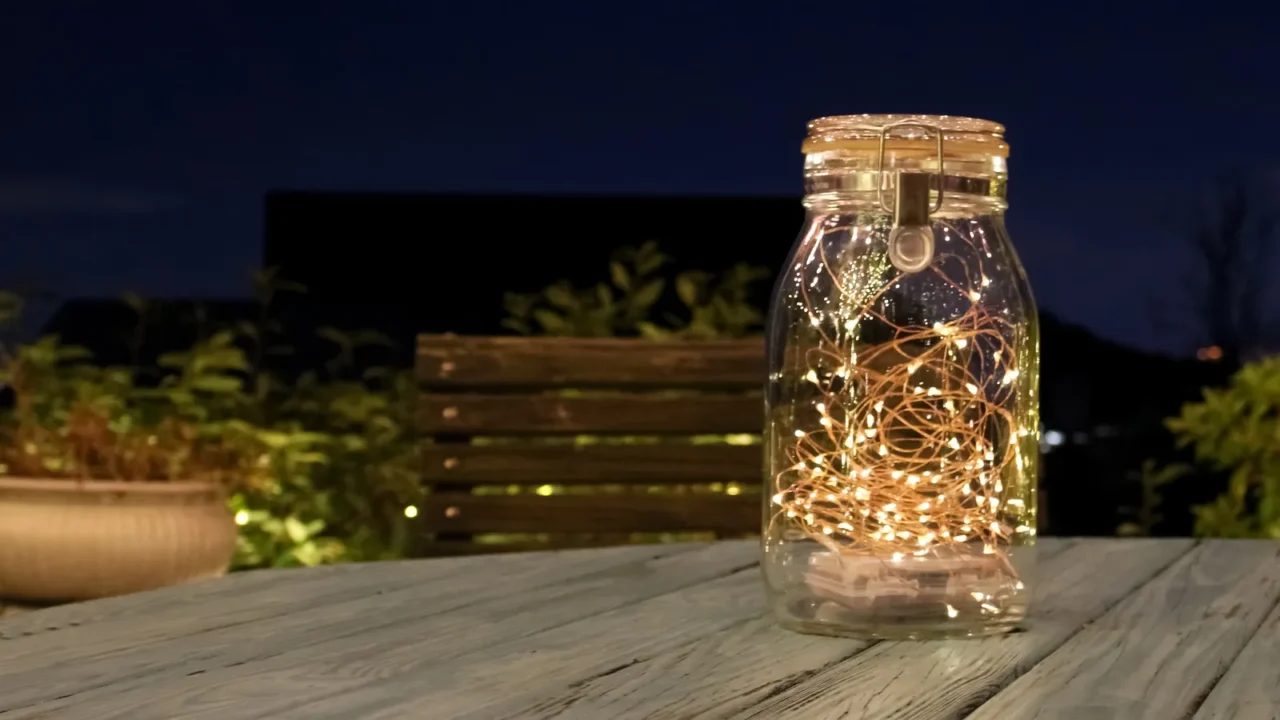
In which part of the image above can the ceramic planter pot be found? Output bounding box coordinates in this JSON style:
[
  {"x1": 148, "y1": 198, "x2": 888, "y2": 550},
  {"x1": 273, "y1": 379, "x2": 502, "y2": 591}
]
[{"x1": 0, "y1": 478, "x2": 237, "y2": 601}]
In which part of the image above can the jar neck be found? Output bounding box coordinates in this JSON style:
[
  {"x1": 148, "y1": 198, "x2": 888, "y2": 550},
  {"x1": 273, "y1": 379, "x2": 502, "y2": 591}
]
[{"x1": 802, "y1": 151, "x2": 1008, "y2": 216}]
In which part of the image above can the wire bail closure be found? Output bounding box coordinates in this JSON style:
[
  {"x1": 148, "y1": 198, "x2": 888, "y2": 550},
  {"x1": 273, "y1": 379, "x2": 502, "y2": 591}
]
[
  {"x1": 876, "y1": 120, "x2": 945, "y2": 215},
  {"x1": 878, "y1": 121, "x2": 944, "y2": 274}
]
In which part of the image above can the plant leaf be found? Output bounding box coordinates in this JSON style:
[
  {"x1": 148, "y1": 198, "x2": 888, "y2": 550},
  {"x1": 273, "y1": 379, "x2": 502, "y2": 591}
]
[
  {"x1": 631, "y1": 280, "x2": 664, "y2": 311},
  {"x1": 610, "y1": 262, "x2": 630, "y2": 290},
  {"x1": 676, "y1": 275, "x2": 699, "y2": 307}
]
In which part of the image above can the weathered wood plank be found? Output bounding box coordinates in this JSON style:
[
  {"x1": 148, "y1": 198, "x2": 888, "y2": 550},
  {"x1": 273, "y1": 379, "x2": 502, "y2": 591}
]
[
  {"x1": 424, "y1": 536, "x2": 674, "y2": 556},
  {"x1": 968, "y1": 540, "x2": 1280, "y2": 720},
  {"x1": 422, "y1": 443, "x2": 762, "y2": 484},
  {"x1": 5, "y1": 539, "x2": 1236, "y2": 720},
  {"x1": 1035, "y1": 536, "x2": 1078, "y2": 561},
  {"x1": 538, "y1": 614, "x2": 861, "y2": 720},
  {"x1": 1194, "y1": 595, "x2": 1280, "y2": 720},
  {"x1": 0, "y1": 559, "x2": 430, "y2": 641},
  {"x1": 735, "y1": 538, "x2": 1197, "y2": 720},
  {"x1": 0, "y1": 542, "x2": 699, "y2": 705},
  {"x1": 419, "y1": 394, "x2": 763, "y2": 434},
  {"x1": 257, "y1": 560, "x2": 767, "y2": 720},
  {"x1": 424, "y1": 492, "x2": 759, "y2": 534},
  {"x1": 4, "y1": 542, "x2": 759, "y2": 720},
  {"x1": 417, "y1": 335, "x2": 765, "y2": 387},
  {"x1": 0, "y1": 547, "x2": 582, "y2": 643},
  {"x1": 520, "y1": 539, "x2": 1080, "y2": 719}
]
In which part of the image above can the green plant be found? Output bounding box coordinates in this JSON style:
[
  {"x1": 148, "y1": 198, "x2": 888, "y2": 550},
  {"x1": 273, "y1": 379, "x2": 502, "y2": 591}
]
[
  {"x1": 0, "y1": 272, "x2": 422, "y2": 571},
  {"x1": 491, "y1": 245, "x2": 769, "y2": 550},
  {"x1": 225, "y1": 271, "x2": 420, "y2": 567},
  {"x1": 1166, "y1": 356, "x2": 1280, "y2": 538},
  {"x1": 225, "y1": 421, "x2": 338, "y2": 568},
  {"x1": 502, "y1": 242, "x2": 769, "y2": 339},
  {"x1": 1117, "y1": 460, "x2": 1187, "y2": 537},
  {"x1": 0, "y1": 291, "x2": 23, "y2": 341},
  {"x1": 280, "y1": 344, "x2": 422, "y2": 563},
  {"x1": 0, "y1": 332, "x2": 268, "y2": 487}
]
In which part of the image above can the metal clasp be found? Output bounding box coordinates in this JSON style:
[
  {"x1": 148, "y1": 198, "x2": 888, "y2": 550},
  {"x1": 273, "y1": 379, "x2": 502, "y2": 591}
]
[
  {"x1": 876, "y1": 120, "x2": 945, "y2": 216},
  {"x1": 877, "y1": 121, "x2": 944, "y2": 274}
]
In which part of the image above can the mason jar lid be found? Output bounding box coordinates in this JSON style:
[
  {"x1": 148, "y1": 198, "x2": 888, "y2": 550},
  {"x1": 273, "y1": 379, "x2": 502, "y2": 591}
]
[{"x1": 803, "y1": 114, "x2": 1008, "y2": 159}]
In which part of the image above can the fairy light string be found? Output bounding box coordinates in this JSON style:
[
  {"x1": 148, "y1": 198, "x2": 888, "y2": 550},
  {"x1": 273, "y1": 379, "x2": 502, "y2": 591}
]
[{"x1": 771, "y1": 217, "x2": 1034, "y2": 578}]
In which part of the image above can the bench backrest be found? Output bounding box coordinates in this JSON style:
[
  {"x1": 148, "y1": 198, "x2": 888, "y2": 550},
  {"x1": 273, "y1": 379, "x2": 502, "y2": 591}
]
[{"x1": 416, "y1": 335, "x2": 765, "y2": 554}]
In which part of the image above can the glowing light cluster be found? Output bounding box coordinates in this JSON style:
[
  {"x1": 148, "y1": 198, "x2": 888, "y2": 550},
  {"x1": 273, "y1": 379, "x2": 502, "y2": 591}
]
[{"x1": 771, "y1": 219, "x2": 1035, "y2": 570}]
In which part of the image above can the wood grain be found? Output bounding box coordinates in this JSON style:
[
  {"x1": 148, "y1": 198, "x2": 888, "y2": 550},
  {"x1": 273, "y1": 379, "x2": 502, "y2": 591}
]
[
  {"x1": 419, "y1": 394, "x2": 763, "y2": 435},
  {"x1": 1194, "y1": 597, "x2": 1280, "y2": 720},
  {"x1": 0, "y1": 558, "x2": 463, "y2": 648},
  {"x1": 422, "y1": 443, "x2": 762, "y2": 484},
  {"x1": 0, "y1": 542, "x2": 758, "y2": 719},
  {"x1": 186, "y1": 554, "x2": 764, "y2": 720},
  {"x1": 0, "y1": 564, "x2": 315, "y2": 639},
  {"x1": 424, "y1": 492, "x2": 759, "y2": 534},
  {"x1": 415, "y1": 336, "x2": 764, "y2": 551},
  {"x1": 528, "y1": 613, "x2": 865, "y2": 720},
  {"x1": 737, "y1": 538, "x2": 1197, "y2": 720},
  {"x1": 967, "y1": 540, "x2": 1280, "y2": 720},
  {"x1": 4, "y1": 539, "x2": 1276, "y2": 720},
  {"x1": 520, "y1": 539, "x2": 1081, "y2": 720},
  {"x1": 0, "y1": 543, "x2": 702, "y2": 713},
  {"x1": 416, "y1": 335, "x2": 765, "y2": 387},
  {"x1": 424, "y1": 536, "x2": 677, "y2": 556}
]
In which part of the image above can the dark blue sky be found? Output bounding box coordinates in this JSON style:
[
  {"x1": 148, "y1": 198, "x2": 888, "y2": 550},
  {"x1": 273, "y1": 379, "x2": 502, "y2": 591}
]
[{"x1": 2, "y1": 4, "x2": 1278, "y2": 354}]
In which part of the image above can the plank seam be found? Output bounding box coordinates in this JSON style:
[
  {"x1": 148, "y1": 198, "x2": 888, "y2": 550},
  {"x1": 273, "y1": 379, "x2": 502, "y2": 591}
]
[
  {"x1": 1181, "y1": 584, "x2": 1280, "y2": 720},
  {"x1": 7, "y1": 550, "x2": 678, "y2": 649},
  {"x1": 960, "y1": 539, "x2": 1202, "y2": 719},
  {"x1": 759, "y1": 641, "x2": 882, "y2": 704},
  {"x1": 230, "y1": 561, "x2": 764, "y2": 720},
  {"x1": 0, "y1": 545, "x2": 709, "y2": 712},
  {"x1": 0, "y1": 553, "x2": 759, "y2": 715}
]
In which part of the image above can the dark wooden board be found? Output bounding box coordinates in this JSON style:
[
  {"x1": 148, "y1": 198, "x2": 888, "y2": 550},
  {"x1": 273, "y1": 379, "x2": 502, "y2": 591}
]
[
  {"x1": 421, "y1": 443, "x2": 762, "y2": 484},
  {"x1": 6, "y1": 540, "x2": 1280, "y2": 719},
  {"x1": 423, "y1": 536, "x2": 696, "y2": 556},
  {"x1": 423, "y1": 493, "x2": 759, "y2": 534},
  {"x1": 418, "y1": 394, "x2": 763, "y2": 435},
  {"x1": 417, "y1": 335, "x2": 765, "y2": 387}
]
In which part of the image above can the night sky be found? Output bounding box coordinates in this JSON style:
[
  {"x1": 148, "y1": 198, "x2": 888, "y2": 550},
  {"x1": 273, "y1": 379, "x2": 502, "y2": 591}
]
[{"x1": 3, "y1": 4, "x2": 1278, "y2": 354}]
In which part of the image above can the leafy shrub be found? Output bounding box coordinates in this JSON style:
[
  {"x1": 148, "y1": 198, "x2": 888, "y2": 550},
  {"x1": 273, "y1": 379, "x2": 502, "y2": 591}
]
[
  {"x1": 0, "y1": 273, "x2": 420, "y2": 570},
  {"x1": 502, "y1": 242, "x2": 769, "y2": 339},
  {"x1": 1165, "y1": 356, "x2": 1280, "y2": 538},
  {"x1": 219, "y1": 272, "x2": 421, "y2": 567},
  {"x1": 1116, "y1": 460, "x2": 1187, "y2": 537}
]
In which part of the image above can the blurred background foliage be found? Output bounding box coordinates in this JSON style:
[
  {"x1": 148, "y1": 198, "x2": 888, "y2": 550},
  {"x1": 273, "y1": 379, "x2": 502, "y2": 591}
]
[
  {"x1": 0, "y1": 271, "x2": 422, "y2": 570},
  {"x1": 4, "y1": 239, "x2": 1275, "y2": 571},
  {"x1": 1160, "y1": 357, "x2": 1280, "y2": 539},
  {"x1": 502, "y1": 241, "x2": 769, "y2": 340}
]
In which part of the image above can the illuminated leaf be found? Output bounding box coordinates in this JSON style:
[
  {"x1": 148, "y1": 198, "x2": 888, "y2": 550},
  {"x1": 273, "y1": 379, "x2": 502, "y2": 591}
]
[
  {"x1": 610, "y1": 262, "x2": 630, "y2": 290},
  {"x1": 632, "y1": 280, "x2": 664, "y2": 311}
]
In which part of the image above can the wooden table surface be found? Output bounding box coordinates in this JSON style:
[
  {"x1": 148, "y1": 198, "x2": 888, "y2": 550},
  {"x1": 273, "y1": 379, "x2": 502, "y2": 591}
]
[{"x1": 0, "y1": 538, "x2": 1277, "y2": 719}]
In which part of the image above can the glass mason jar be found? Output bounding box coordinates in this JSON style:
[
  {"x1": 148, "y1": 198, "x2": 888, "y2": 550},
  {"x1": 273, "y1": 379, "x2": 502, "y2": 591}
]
[{"x1": 763, "y1": 114, "x2": 1039, "y2": 639}]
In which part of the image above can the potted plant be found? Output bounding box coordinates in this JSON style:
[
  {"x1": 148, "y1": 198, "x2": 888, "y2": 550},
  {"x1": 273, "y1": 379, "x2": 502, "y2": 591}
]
[{"x1": 0, "y1": 331, "x2": 266, "y2": 601}]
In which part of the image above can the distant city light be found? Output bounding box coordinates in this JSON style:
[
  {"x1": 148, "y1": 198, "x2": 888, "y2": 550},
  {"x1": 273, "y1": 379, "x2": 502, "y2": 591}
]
[
  {"x1": 1197, "y1": 346, "x2": 1223, "y2": 361},
  {"x1": 1043, "y1": 430, "x2": 1065, "y2": 447},
  {"x1": 403, "y1": 505, "x2": 419, "y2": 518}
]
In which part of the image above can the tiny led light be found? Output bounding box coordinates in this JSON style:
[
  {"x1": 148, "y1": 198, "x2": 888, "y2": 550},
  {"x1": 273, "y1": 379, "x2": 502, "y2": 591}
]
[{"x1": 770, "y1": 218, "x2": 1030, "y2": 619}]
